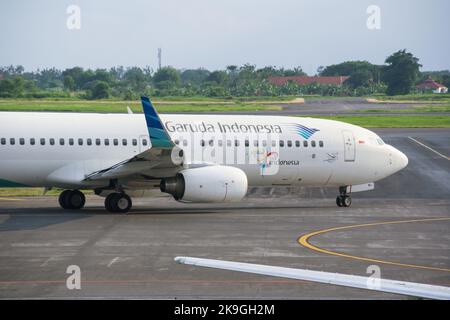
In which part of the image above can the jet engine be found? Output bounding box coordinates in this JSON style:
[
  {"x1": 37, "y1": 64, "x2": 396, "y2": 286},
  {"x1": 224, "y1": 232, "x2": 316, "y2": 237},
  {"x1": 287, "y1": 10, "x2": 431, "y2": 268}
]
[{"x1": 160, "y1": 166, "x2": 248, "y2": 202}]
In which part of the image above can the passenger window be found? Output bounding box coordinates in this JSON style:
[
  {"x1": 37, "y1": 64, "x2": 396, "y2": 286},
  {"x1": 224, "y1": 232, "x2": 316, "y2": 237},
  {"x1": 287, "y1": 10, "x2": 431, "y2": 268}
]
[
  {"x1": 60, "y1": 138, "x2": 65, "y2": 145},
  {"x1": 132, "y1": 139, "x2": 137, "y2": 146},
  {"x1": 227, "y1": 140, "x2": 231, "y2": 147},
  {"x1": 218, "y1": 140, "x2": 223, "y2": 147},
  {"x1": 40, "y1": 138, "x2": 45, "y2": 146},
  {"x1": 142, "y1": 139, "x2": 148, "y2": 146},
  {"x1": 87, "y1": 138, "x2": 92, "y2": 146},
  {"x1": 174, "y1": 139, "x2": 179, "y2": 145},
  {"x1": 245, "y1": 140, "x2": 249, "y2": 147},
  {"x1": 96, "y1": 138, "x2": 101, "y2": 146},
  {"x1": 69, "y1": 138, "x2": 74, "y2": 146},
  {"x1": 271, "y1": 140, "x2": 277, "y2": 147},
  {"x1": 209, "y1": 140, "x2": 214, "y2": 146},
  {"x1": 303, "y1": 141, "x2": 308, "y2": 147},
  {"x1": 311, "y1": 141, "x2": 316, "y2": 147},
  {"x1": 104, "y1": 139, "x2": 110, "y2": 146},
  {"x1": 122, "y1": 139, "x2": 127, "y2": 146},
  {"x1": 262, "y1": 140, "x2": 267, "y2": 147},
  {"x1": 78, "y1": 138, "x2": 83, "y2": 146},
  {"x1": 319, "y1": 141, "x2": 324, "y2": 147},
  {"x1": 253, "y1": 140, "x2": 258, "y2": 147},
  {"x1": 279, "y1": 140, "x2": 284, "y2": 147},
  {"x1": 50, "y1": 138, "x2": 55, "y2": 145},
  {"x1": 234, "y1": 140, "x2": 239, "y2": 147},
  {"x1": 113, "y1": 139, "x2": 118, "y2": 146},
  {"x1": 200, "y1": 140, "x2": 205, "y2": 147},
  {"x1": 30, "y1": 138, "x2": 35, "y2": 145},
  {"x1": 1, "y1": 138, "x2": 5, "y2": 145},
  {"x1": 295, "y1": 140, "x2": 300, "y2": 147},
  {"x1": 19, "y1": 138, "x2": 25, "y2": 145},
  {"x1": 287, "y1": 140, "x2": 292, "y2": 147},
  {"x1": 10, "y1": 138, "x2": 15, "y2": 145},
  {"x1": 183, "y1": 140, "x2": 187, "y2": 146}
]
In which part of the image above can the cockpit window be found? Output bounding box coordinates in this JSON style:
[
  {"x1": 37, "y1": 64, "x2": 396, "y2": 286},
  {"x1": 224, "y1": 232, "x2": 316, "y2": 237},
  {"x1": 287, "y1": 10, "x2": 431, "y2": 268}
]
[{"x1": 376, "y1": 138, "x2": 384, "y2": 145}]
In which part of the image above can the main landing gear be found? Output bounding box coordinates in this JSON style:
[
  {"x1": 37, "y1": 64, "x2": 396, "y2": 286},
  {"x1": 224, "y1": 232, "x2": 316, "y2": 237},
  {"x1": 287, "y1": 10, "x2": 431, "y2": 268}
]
[
  {"x1": 59, "y1": 190, "x2": 86, "y2": 210},
  {"x1": 104, "y1": 193, "x2": 132, "y2": 213},
  {"x1": 58, "y1": 189, "x2": 132, "y2": 213},
  {"x1": 336, "y1": 186, "x2": 352, "y2": 208}
]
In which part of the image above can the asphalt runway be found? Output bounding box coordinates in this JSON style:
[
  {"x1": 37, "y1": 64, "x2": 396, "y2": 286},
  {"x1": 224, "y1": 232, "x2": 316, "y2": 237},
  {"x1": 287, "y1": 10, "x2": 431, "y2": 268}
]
[
  {"x1": 0, "y1": 128, "x2": 449, "y2": 299},
  {"x1": 277, "y1": 98, "x2": 450, "y2": 116},
  {"x1": 173, "y1": 97, "x2": 450, "y2": 116}
]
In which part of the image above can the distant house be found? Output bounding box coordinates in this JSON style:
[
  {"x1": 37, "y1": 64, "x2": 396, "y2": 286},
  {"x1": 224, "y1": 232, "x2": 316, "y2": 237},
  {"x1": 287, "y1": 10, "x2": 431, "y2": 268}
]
[
  {"x1": 267, "y1": 76, "x2": 350, "y2": 86},
  {"x1": 416, "y1": 77, "x2": 448, "y2": 93}
]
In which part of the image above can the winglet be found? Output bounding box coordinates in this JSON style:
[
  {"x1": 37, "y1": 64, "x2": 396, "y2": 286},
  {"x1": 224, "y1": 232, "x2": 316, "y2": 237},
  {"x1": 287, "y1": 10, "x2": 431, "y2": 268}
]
[{"x1": 141, "y1": 96, "x2": 174, "y2": 148}]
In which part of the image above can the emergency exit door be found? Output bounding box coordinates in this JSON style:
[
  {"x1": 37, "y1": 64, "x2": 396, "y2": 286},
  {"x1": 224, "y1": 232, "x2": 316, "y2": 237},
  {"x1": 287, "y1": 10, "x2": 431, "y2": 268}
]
[{"x1": 342, "y1": 130, "x2": 355, "y2": 162}]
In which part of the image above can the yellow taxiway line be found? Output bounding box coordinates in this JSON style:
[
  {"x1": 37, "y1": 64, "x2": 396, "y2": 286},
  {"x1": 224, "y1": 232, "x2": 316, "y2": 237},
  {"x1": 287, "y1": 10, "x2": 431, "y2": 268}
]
[{"x1": 298, "y1": 217, "x2": 450, "y2": 272}]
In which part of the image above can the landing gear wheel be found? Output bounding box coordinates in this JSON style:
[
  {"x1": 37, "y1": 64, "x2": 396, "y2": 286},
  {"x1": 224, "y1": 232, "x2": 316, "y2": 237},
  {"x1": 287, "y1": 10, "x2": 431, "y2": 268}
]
[
  {"x1": 67, "y1": 190, "x2": 85, "y2": 209},
  {"x1": 59, "y1": 190, "x2": 72, "y2": 209},
  {"x1": 343, "y1": 196, "x2": 352, "y2": 207},
  {"x1": 105, "y1": 193, "x2": 116, "y2": 212},
  {"x1": 336, "y1": 196, "x2": 343, "y2": 207},
  {"x1": 105, "y1": 193, "x2": 132, "y2": 213},
  {"x1": 115, "y1": 194, "x2": 132, "y2": 213},
  {"x1": 59, "y1": 190, "x2": 85, "y2": 210},
  {"x1": 336, "y1": 186, "x2": 352, "y2": 208}
]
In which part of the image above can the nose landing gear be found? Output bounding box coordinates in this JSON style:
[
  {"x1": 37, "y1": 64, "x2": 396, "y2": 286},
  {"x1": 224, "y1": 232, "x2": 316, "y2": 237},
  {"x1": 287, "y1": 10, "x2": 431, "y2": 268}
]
[{"x1": 336, "y1": 186, "x2": 352, "y2": 208}]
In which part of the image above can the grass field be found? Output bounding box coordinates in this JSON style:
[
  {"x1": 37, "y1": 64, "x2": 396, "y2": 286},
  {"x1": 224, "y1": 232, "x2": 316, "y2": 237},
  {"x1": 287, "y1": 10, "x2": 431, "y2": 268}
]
[
  {"x1": 304, "y1": 115, "x2": 450, "y2": 127},
  {"x1": 0, "y1": 188, "x2": 93, "y2": 197},
  {"x1": 0, "y1": 99, "x2": 282, "y2": 113},
  {"x1": 0, "y1": 188, "x2": 58, "y2": 197}
]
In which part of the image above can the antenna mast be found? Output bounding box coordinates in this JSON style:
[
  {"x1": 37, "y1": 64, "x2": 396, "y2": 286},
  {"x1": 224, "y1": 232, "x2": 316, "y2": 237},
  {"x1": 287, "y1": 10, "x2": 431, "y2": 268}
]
[{"x1": 157, "y1": 48, "x2": 162, "y2": 70}]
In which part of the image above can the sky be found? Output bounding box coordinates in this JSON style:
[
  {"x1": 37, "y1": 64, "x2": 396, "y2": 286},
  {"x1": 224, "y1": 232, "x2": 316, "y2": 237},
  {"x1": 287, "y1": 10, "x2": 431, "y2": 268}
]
[{"x1": 0, "y1": 0, "x2": 449, "y2": 75}]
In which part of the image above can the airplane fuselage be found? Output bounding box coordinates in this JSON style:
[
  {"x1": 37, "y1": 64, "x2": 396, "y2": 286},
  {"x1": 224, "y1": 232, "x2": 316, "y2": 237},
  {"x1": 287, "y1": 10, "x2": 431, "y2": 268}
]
[{"x1": 0, "y1": 112, "x2": 407, "y2": 190}]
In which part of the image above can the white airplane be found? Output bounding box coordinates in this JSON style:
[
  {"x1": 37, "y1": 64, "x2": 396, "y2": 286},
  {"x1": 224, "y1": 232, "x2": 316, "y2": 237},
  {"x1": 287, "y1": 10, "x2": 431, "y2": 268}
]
[{"x1": 0, "y1": 96, "x2": 408, "y2": 213}]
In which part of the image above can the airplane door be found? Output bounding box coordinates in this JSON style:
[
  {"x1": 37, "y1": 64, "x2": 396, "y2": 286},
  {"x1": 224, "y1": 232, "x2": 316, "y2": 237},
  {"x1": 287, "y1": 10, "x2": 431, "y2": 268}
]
[
  {"x1": 139, "y1": 135, "x2": 150, "y2": 152},
  {"x1": 342, "y1": 130, "x2": 355, "y2": 162}
]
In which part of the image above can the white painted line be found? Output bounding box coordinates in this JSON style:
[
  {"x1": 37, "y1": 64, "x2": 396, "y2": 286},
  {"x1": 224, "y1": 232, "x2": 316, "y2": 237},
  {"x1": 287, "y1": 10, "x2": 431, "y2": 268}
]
[
  {"x1": 107, "y1": 257, "x2": 120, "y2": 268},
  {"x1": 408, "y1": 137, "x2": 449, "y2": 161},
  {"x1": 40, "y1": 256, "x2": 61, "y2": 267}
]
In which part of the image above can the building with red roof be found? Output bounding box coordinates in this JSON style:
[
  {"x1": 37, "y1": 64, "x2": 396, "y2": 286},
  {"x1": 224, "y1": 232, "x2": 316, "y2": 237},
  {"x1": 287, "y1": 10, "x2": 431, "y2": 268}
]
[
  {"x1": 416, "y1": 77, "x2": 448, "y2": 93},
  {"x1": 268, "y1": 76, "x2": 350, "y2": 86}
]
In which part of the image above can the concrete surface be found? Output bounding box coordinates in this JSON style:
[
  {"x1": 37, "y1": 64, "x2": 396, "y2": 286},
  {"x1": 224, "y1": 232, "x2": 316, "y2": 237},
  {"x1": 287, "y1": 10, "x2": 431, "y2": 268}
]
[{"x1": 0, "y1": 128, "x2": 449, "y2": 299}]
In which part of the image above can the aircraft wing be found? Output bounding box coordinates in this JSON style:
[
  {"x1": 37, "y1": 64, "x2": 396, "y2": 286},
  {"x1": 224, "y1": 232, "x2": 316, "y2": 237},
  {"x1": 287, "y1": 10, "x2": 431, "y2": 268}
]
[
  {"x1": 174, "y1": 256, "x2": 450, "y2": 300},
  {"x1": 84, "y1": 96, "x2": 183, "y2": 181}
]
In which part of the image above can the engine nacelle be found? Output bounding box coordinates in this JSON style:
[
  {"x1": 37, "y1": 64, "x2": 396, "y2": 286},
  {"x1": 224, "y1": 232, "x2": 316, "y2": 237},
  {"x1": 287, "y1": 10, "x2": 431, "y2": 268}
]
[{"x1": 160, "y1": 166, "x2": 248, "y2": 202}]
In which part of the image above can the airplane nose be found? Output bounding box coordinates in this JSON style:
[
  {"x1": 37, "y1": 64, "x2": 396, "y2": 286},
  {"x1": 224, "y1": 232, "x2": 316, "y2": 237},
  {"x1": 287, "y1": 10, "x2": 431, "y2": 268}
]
[
  {"x1": 383, "y1": 145, "x2": 408, "y2": 176},
  {"x1": 394, "y1": 148, "x2": 409, "y2": 170}
]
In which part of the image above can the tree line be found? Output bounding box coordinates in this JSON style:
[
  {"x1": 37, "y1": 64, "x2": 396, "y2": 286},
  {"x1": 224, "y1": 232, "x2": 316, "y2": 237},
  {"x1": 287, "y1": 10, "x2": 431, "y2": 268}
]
[{"x1": 0, "y1": 50, "x2": 448, "y2": 99}]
